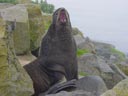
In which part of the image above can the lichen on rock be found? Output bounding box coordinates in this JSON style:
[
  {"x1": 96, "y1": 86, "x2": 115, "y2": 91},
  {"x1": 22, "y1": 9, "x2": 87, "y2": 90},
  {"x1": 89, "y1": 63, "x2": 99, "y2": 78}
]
[
  {"x1": 0, "y1": 4, "x2": 30, "y2": 55},
  {"x1": 26, "y1": 4, "x2": 45, "y2": 51},
  {"x1": 101, "y1": 78, "x2": 128, "y2": 96},
  {"x1": 0, "y1": 18, "x2": 34, "y2": 96},
  {"x1": 0, "y1": 4, "x2": 46, "y2": 55}
]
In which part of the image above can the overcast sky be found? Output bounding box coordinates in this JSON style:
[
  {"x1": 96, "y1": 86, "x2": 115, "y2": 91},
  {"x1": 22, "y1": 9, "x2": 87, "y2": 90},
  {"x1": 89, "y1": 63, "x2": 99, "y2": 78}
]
[{"x1": 31, "y1": 0, "x2": 128, "y2": 53}]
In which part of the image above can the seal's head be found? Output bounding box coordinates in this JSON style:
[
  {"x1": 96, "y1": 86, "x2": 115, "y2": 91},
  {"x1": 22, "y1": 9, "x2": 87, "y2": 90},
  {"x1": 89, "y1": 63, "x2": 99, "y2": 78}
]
[{"x1": 52, "y1": 8, "x2": 71, "y2": 26}]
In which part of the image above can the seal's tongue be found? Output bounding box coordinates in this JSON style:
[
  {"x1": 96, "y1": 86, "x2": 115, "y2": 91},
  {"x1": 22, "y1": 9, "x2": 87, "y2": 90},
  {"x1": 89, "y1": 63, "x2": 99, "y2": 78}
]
[{"x1": 59, "y1": 11, "x2": 66, "y2": 23}]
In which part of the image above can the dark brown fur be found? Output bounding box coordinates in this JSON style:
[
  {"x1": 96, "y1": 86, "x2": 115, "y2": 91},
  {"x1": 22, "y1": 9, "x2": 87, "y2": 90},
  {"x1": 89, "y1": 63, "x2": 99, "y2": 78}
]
[{"x1": 24, "y1": 8, "x2": 78, "y2": 96}]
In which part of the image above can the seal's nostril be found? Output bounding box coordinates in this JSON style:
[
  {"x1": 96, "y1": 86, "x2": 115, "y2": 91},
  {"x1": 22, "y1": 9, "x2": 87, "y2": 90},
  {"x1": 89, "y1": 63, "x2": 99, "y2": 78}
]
[{"x1": 61, "y1": 9, "x2": 65, "y2": 12}]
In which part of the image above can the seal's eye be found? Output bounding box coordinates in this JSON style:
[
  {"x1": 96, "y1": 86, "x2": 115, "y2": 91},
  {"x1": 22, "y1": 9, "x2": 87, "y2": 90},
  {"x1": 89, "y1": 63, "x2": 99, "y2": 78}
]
[{"x1": 55, "y1": 12, "x2": 58, "y2": 16}]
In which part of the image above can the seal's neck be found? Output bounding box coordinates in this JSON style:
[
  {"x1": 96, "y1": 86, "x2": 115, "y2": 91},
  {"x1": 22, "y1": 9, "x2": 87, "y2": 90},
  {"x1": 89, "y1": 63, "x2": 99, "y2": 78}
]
[
  {"x1": 48, "y1": 24, "x2": 73, "y2": 51},
  {"x1": 56, "y1": 25, "x2": 72, "y2": 40},
  {"x1": 48, "y1": 24, "x2": 72, "y2": 41}
]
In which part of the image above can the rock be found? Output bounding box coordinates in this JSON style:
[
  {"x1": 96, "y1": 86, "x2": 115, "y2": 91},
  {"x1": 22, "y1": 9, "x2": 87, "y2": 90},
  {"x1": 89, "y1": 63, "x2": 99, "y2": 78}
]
[
  {"x1": 0, "y1": 3, "x2": 14, "y2": 9},
  {"x1": 42, "y1": 76, "x2": 107, "y2": 96},
  {"x1": 117, "y1": 62, "x2": 128, "y2": 76},
  {"x1": 0, "y1": 18, "x2": 34, "y2": 96},
  {"x1": 0, "y1": 4, "x2": 46, "y2": 55},
  {"x1": 0, "y1": 4, "x2": 28, "y2": 22},
  {"x1": 39, "y1": 76, "x2": 107, "y2": 96},
  {"x1": 76, "y1": 76, "x2": 107, "y2": 95},
  {"x1": 0, "y1": 4, "x2": 30, "y2": 55},
  {"x1": 17, "y1": 53, "x2": 36, "y2": 66},
  {"x1": 83, "y1": 37, "x2": 96, "y2": 54},
  {"x1": 125, "y1": 58, "x2": 128, "y2": 64},
  {"x1": 26, "y1": 4, "x2": 45, "y2": 51},
  {"x1": 72, "y1": 28, "x2": 96, "y2": 54},
  {"x1": 78, "y1": 53, "x2": 125, "y2": 89},
  {"x1": 72, "y1": 27, "x2": 84, "y2": 45},
  {"x1": 101, "y1": 78, "x2": 128, "y2": 96},
  {"x1": 45, "y1": 90, "x2": 95, "y2": 96},
  {"x1": 93, "y1": 41, "x2": 125, "y2": 63},
  {"x1": 93, "y1": 41, "x2": 114, "y2": 61},
  {"x1": 43, "y1": 14, "x2": 52, "y2": 30},
  {"x1": 78, "y1": 53, "x2": 114, "y2": 75},
  {"x1": 103, "y1": 63, "x2": 127, "y2": 89},
  {"x1": 74, "y1": 34, "x2": 85, "y2": 46},
  {"x1": 78, "y1": 53, "x2": 100, "y2": 75},
  {"x1": 110, "y1": 64, "x2": 127, "y2": 79},
  {"x1": 74, "y1": 35, "x2": 96, "y2": 54},
  {"x1": 72, "y1": 27, "x2": 83, "y2": 36},
  {"x1": 109, "y1": 55, "x2": 118, "y2": 63}
]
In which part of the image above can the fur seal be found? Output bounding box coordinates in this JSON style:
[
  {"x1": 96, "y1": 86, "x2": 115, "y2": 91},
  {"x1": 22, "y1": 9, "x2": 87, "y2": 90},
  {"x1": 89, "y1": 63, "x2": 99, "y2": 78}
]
[{"x1": 24, "y1": 8, "x2": 78, "y2": 96}]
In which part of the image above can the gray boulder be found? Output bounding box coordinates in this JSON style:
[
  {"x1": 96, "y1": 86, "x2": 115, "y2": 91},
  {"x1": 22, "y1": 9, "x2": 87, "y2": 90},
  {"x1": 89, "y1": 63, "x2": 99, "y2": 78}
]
[
  {"x1": 101, "y1": 78, "x2": 128, "y2": 96},
  {"x1": 0, "y1": 4, "x2": 46, "y2": 55},
  {"x1": 93, "y1": 41, "x2": 114, "y2": 61},
  {"x1": 43, "y1": 76, "x2": 107, "y2": 96},
  {"x1": 74, "y1": 35, "x2": 96, "y2": 54},
  {"x1": 80, "y1": 37, "x2": 96, "y2": 54},
  {"x1": 74, "y1": 34, "x2": 85, "y2": 46},
  {"x1": 115, "y1": 61, "x2": 128, "y2": 76},
  {"x1": 78, "y1": 53, "x2": 125, "y2": 89},
  {"x1": 46, "y1": 90, "x2": 95, "y2": 96},
  {"x1": 72, "y1": 28, "x2": 96, "y2": 54},
  {"x1": 93, "y1": 41, "x2": 125, "y2": 63},
  {"x1": 0, "y1": 3, "x2": 14, "y2": 9},
  {"x1": 72, "y1": 27, "x2": 83, "y2": 36},
  {"x1": 78, "y1": 53, "x2": 100, "y2": 75},
  {"x1": 0, "y1": 4, "x2": 30, "y2": 55},
  {"x1": 76, "y1": 76, "x2": 107, "y2": 96},
  {"x1": 115, "y1": 58, "x2": 128, "y2": 76},
  {"x1": 125, "y1": 58, "x2": 128, "y2": 64}
]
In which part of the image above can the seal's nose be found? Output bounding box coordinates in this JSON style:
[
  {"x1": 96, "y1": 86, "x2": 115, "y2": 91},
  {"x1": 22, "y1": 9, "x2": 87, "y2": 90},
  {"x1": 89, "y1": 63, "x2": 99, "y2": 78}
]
[{"x1": 61, "y1": 8, "x2": 65, "y2": 12}]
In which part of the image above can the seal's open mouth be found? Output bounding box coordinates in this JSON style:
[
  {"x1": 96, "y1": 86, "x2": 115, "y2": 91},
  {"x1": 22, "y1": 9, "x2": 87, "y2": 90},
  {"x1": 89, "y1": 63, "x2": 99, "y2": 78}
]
[{"x1": 59, "y1": 9, "x2": 67, "y2": 24}]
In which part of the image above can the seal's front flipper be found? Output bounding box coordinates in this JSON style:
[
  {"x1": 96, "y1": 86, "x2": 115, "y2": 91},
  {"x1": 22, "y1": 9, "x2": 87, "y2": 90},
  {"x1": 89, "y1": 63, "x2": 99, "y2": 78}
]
[{"x1": 40, "y1": 79, "x2": 77, "y2": 96}]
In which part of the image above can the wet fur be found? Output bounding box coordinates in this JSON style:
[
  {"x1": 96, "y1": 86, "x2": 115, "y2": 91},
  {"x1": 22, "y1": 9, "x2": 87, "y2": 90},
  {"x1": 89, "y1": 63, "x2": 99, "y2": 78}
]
[{"x1": 24, "y1": 8, "x2": 78, "y2": 96}]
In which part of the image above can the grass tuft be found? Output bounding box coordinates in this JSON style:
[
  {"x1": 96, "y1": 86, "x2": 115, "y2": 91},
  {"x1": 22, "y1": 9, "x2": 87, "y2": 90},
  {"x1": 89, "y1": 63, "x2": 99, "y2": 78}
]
[{"x1": 77, "y1": 48, "x2": 89, "y2": 57}]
